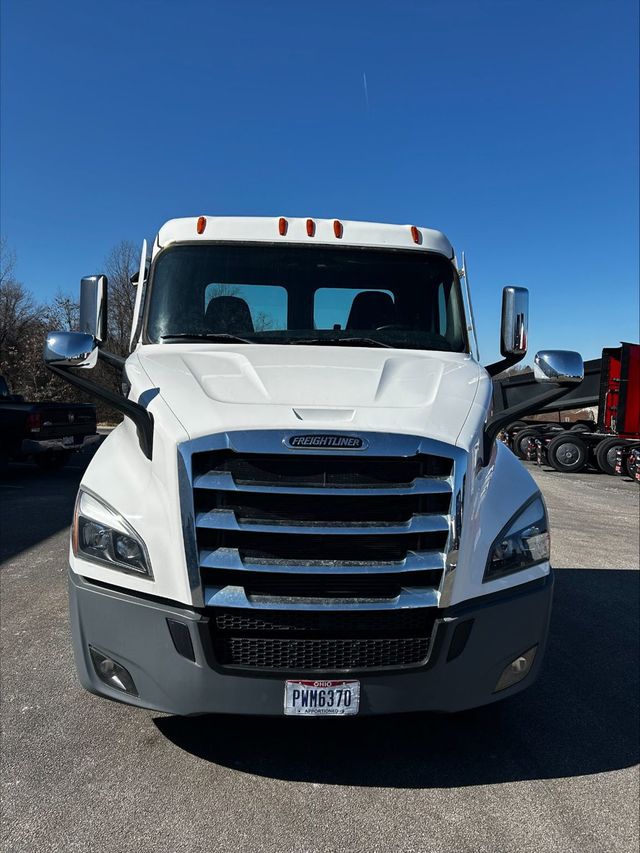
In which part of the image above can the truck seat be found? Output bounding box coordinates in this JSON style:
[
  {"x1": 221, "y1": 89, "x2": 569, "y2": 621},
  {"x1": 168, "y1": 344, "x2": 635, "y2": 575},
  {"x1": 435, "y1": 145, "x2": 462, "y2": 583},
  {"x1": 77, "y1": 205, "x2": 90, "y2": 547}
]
[
  {"x1": 346, "y1": 291, "x2": 396, "y2": 330},
  {"x1": 204, "y1": 295, "x2": 255, "y2": 334}
]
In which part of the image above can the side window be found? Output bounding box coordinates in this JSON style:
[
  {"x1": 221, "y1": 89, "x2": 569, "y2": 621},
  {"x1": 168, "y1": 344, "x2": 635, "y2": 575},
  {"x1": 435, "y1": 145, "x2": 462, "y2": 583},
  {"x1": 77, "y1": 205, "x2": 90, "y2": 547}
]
[
  {"x1": 314, "y1": 288, "x2": 395, "y2": 330},
  {"x1": 204, "y1": 283, "x2": 287, "y2": 331}
]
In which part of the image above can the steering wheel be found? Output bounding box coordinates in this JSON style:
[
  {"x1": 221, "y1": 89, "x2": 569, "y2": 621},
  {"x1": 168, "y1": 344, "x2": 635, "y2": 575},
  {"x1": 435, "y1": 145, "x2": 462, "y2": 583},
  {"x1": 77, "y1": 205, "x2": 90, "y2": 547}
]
[{"x1": 375, "y1": 324, "x2": 411, "y2": 331}]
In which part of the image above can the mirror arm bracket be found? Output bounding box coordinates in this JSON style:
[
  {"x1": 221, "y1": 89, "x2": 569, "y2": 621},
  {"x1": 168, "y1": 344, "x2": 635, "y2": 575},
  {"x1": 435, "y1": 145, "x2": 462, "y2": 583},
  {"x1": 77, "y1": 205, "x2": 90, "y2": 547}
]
[
  {"x1": 482, "y1": 385, "x2": 573, "y2": 465},
  {"x1": 46, "y1": 363, "x2": 153, "y2": 460},
  {"x1": 484, "y1": 352, "x2": 526, "y2": 378},
  {"x1": 97, "y1": 348, "x2": 126, "y2": 370}
]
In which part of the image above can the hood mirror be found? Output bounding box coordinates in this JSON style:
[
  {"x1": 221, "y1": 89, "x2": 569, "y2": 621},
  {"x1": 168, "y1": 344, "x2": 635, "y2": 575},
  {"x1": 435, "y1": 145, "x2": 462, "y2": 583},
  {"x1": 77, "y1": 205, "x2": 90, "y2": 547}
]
[
  {"x1": 534, "y1": 350, "x2": 584, "y2": 385},
  {"x1": 79, "y1": 275, "x2": 108, "y2": 342},
  {"x1": 500, "y1": 286, "x2": 528, "y2": 357},
  {"x1": 44, "y1": 331, "x2": 98, "y2": 369}
]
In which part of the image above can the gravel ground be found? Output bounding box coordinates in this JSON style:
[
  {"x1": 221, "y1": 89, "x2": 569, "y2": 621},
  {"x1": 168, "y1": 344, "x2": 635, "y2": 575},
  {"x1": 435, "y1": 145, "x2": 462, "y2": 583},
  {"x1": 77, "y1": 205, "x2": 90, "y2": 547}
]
[{"x1": 1, "y1": 455, "x2": 638, "y2": 853}]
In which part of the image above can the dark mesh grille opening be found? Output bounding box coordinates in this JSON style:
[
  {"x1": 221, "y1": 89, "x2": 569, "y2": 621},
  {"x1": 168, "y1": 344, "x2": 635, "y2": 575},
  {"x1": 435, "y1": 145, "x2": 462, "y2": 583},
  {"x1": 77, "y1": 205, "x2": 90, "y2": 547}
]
[
  {"x1": 193, "y1": 451, "x2": 452, "y2": 487},
  {"x1": 216, "y1": 636, "x2": 431, "y2": 671},
  {"x1": 201, "y1": 568, "x2": 440, "y2": 599},
  {"x1": 194, "y1": 491, "x2": 451, "y2": 524},
  {"x1": 197, "y1": 531, "x2": 447, "y2": 564},
  {"x1": 213, "y1": 607, "x2": 435, "y2": 636}
]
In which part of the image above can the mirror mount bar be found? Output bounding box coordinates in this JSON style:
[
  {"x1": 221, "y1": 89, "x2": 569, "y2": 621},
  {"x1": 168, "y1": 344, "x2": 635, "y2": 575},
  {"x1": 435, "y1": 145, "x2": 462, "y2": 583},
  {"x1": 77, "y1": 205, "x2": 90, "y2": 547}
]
[
  {"x1": 484, "y1": 352, "x2": 526, "y2": 378},
  {"x1": 482, "y1": 384, "x2": 574, "y2": 465},
  {"x1": 46, "y1": 363, "x2": 153, "y2": 460},
  {"x1": 97, "y1": 348, "x2": 126, "y2": 370}
]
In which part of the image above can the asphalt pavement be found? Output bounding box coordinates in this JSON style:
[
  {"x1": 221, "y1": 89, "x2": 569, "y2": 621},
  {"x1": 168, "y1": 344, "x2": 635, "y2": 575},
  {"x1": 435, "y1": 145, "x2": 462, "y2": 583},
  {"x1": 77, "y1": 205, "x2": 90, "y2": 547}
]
[{"x1": 1, "y1": 452, "x2": 638, "y2": 853}]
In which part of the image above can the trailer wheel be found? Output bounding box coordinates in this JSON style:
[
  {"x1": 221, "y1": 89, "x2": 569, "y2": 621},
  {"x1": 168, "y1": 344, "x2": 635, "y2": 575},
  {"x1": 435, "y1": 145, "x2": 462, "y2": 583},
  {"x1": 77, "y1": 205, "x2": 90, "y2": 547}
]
[
  {"x1": 569, "y1": 421, "x2": 596, "y2": 433},
  {"x1": 546, "y1": 434, "x2": 588, "y2": 473},
  {"x1": 595, "y1": 437, "x2": 627, "y2": 476},
  {"x1": 513, "y1": 428, "x2": 540, "y2": 460}
]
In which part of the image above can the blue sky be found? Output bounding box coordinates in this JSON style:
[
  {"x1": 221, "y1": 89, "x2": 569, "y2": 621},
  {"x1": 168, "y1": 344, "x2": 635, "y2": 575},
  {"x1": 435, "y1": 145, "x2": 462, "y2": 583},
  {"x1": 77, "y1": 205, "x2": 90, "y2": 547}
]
[{"x1": 1, "y1": 0, "x2": 637, "y2": 363}]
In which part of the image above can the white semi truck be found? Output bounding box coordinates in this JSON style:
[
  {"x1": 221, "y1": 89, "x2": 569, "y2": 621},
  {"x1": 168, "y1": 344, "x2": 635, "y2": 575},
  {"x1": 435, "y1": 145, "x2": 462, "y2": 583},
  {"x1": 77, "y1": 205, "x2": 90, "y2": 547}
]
[{"x1": 44, "y1": 216, "x2": 583, "y2": 717}]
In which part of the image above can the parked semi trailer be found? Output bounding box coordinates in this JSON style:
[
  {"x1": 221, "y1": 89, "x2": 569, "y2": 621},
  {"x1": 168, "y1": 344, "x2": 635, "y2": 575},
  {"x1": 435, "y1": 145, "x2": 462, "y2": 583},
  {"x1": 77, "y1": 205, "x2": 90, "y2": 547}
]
[
  {"x1": 43, "y1": 215, "x2": 583, "y2": 717},
  {"x1": 504, "y1": 342, "x2": 640, "y2": 475}
]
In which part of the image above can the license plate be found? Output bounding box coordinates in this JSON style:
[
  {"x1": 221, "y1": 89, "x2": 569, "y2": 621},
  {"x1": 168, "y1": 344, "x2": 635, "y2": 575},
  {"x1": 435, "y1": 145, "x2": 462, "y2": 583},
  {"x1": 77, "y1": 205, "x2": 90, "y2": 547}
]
[
  {"x1": 284, "y1": 680, "x2": 360, "y2": 716},
  {"x1": 62, "y1": 436, "x2": 74, "y2": 447}
]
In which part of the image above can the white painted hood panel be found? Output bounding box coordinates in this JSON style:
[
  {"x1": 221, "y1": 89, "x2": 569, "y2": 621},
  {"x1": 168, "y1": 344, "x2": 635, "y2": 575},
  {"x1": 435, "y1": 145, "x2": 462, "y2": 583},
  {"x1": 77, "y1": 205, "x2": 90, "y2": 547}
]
[{"x1": 134, "y1": 345, "x2": 491, "y2": 451}]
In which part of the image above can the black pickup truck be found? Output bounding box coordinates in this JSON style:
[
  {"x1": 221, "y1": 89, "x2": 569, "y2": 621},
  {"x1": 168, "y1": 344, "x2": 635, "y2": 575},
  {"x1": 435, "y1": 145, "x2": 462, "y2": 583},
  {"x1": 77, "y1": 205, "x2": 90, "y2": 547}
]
[{"x1": 0, "y1": 375, "x2": 97, "y2": 469}]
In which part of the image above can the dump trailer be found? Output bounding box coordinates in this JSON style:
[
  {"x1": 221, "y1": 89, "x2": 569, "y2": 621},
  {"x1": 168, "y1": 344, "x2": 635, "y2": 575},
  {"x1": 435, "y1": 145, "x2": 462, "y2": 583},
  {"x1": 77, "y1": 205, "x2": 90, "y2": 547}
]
[
  {"x1": 43, "y1": 215, "x2": 584, "y2": 717},
  {"x1": 505, "y1": 343, "x2": 640, "y2": 475}
]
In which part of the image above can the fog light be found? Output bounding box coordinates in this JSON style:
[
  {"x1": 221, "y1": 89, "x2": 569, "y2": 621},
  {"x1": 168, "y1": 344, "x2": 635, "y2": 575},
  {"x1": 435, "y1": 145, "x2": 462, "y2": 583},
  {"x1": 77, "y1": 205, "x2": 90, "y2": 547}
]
[
  {"x1": 89, "y1": 646, "x2": 138, "y2": 696},
  {"x1": 494, "y1": 645, "x2": 537, "y2": 692}
]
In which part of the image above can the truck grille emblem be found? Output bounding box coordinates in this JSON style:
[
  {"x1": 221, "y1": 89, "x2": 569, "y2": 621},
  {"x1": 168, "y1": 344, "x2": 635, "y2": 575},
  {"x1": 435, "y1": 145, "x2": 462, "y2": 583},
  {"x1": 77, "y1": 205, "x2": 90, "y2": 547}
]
[{"x1": 285, "y1": 434, "x2": 368, "y2": 450}]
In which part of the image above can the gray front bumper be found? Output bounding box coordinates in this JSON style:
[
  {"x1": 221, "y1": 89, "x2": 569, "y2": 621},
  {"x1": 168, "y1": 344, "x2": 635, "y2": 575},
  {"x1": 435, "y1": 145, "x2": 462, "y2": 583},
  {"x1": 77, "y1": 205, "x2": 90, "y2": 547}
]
[{"x1": 69, "y1": 570, "x2": 554, "y2": 716}]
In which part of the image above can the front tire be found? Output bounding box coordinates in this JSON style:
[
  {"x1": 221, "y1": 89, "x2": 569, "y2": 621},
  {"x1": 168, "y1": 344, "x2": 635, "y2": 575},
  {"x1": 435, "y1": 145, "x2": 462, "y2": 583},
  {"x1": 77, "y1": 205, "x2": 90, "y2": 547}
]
[{"x1": 546, "y1": 434, "x2": 588, "y2": 473}]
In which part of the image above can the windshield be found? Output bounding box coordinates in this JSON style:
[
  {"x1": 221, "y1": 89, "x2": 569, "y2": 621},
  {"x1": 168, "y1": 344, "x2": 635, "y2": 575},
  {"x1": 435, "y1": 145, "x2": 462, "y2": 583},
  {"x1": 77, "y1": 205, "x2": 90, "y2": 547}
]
[{"x1": 145, "y1": 243, "x2": 468, "y2": 352}]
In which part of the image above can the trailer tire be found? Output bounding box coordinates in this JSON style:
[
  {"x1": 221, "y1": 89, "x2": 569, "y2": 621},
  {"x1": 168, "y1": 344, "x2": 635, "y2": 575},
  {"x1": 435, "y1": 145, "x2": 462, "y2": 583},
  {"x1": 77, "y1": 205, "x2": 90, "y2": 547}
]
[
  {"x1": 547, "y1": 434, "x2": 588, "y2": 473},
  {"x1": 513, "y1": 428, "x2": 540, "y2": 460},
  {"x1": 569, "y1": 421, "x2": 596, "y2": 433},
  {"x1": 595, "y1": 437, "x2": 627, "y2": 476}
]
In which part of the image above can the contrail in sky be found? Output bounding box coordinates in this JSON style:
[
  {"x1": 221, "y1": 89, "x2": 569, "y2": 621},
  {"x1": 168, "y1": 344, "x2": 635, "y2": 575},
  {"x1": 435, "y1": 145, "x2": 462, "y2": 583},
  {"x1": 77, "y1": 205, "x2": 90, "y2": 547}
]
[{"x1": 362, "y1": 72, "x2": 369, "y2": 111}]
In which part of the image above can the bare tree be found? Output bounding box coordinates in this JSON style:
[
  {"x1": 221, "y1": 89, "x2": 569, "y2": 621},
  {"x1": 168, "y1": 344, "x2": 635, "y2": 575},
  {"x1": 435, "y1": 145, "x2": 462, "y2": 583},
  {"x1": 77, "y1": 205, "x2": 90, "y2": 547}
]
[
  {"x1": 104, "y1": 240, "x2": 138, "y2": 356},
  {"x1": 0, "y1": 238, "x2": 41, "y2": 357},
  {"x1": 46, "y1": 291, "x2": 79, "y2": 331}
]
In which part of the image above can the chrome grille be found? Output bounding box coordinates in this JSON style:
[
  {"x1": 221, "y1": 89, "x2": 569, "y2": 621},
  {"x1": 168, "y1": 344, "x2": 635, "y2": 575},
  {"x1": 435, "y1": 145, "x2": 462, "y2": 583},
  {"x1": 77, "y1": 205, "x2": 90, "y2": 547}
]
[{"x1": 189, "y1": 438, "x2": 456, "y2": 607}]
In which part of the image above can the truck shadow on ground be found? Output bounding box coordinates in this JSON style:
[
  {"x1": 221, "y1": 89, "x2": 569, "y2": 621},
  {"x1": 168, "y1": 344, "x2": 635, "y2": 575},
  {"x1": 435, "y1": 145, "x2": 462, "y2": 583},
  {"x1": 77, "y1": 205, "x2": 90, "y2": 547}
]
[
  {"x1": 0, "y1": 450, "x2": 98, "y2": 562},
  {"x1": 156, "y1": 567, "x2": 639, "y2": 787}
]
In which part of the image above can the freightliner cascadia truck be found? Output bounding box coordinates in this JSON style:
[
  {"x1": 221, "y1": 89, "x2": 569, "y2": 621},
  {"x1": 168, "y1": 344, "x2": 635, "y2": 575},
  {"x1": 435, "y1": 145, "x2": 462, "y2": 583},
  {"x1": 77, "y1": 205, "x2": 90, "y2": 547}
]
[{"x1": 44, "y1": 216, "x2": 584, "y2": 717}]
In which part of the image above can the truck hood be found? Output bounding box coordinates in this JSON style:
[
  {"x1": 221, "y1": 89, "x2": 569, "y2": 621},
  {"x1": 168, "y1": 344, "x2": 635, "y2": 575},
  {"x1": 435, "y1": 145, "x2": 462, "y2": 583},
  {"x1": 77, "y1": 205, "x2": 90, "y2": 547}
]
[{"x1": 133, "y1": 344, "x2": 491, "y2": 450}]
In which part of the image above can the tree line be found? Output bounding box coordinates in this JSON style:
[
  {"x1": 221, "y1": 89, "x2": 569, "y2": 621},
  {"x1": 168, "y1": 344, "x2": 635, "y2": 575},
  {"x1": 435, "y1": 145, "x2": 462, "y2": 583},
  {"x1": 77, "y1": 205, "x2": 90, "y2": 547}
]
[{"x1": 0, "y1": 237, "x2": 138, "y2": 422}]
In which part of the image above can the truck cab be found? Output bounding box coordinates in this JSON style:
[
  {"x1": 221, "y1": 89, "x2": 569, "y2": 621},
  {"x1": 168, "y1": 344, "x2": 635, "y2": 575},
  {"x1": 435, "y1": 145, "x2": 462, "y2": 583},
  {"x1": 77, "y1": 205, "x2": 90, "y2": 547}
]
[{"x1": 44, "y1": 216, "x2": 583, "y2": 716}]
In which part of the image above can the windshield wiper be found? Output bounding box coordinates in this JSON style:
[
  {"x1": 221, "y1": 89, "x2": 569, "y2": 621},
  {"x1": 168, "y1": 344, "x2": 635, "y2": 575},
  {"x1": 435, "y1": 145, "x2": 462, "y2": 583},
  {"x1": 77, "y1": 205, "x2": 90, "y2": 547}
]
[
  {"x1": 161, "y1": 333, "x2": 253, "y2": 344},
  {"x1": 290, "y1": 337, "x2": 393, "y2": 349}
]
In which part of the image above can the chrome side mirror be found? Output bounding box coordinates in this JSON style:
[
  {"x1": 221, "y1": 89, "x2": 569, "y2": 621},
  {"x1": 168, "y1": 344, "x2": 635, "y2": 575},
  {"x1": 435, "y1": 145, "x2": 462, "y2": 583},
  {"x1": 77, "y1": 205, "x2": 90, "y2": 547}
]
[
  {"x1": 44, "y1": 331, "x2": 98, "y2": 369},
  {"x1": 79, "y1": 275, "x2": 108, "y2": 342},
  {"x1": 500, "y1": 286, "x2": 528, "y2": 357},
  {"x1": 534, "y1": 350, "x2": 584, "y2": 385}
]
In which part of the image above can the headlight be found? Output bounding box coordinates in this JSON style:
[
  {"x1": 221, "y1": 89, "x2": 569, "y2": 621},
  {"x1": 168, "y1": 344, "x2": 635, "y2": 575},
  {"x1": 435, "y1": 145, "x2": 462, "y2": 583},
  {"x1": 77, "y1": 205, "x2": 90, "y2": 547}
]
[
  {"x1": 72, "y1": 488, "x2": 153, "y2": 578},
  {"x1": 484, "y1": 494, "x2": 549, "y2": 582}
]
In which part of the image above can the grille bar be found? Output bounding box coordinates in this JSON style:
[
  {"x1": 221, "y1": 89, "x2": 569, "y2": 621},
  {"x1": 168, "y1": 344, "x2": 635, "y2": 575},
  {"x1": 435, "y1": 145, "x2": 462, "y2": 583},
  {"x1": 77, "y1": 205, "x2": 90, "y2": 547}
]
[
  {"x1": 203, "y1": 585, "x2": 440, "y2": 610},
  {"x1": 199, "y1": 546, "x2": 445, "y2": 573},
  {"x1": 201, "y1": 568, "x2": 439, "y2": 600},
  {"x1": 195, "y1": 511, "x2": 450, "y2": 535},
  {"x1": 192, "y1": 451, "x2": 453, "y2": 488},
  {"x1": 194, "y1": 471, "x2": 452, "y2": 496}
]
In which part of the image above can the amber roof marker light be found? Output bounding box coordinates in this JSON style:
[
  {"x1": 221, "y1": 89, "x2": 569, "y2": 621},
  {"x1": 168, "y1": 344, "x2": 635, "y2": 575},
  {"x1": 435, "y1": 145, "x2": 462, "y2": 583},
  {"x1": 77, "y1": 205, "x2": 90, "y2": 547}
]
[
  {"x1": 333, "y1": 220, "x2": 343, "y2": 238},
  {"x1": 278, "y1": 217, "x2": 288, "y2": 236},
  {"x1": 306, "y1": 219, "x2": 315, "y2": 237},
  {"x1": 196, "y1": 216, "x2": 207, "y2": 235},
  {"x1": 410, "y1": 225, "x2": 421, "y2": 244}
]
